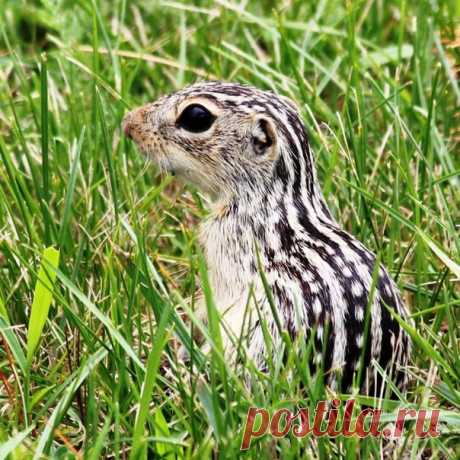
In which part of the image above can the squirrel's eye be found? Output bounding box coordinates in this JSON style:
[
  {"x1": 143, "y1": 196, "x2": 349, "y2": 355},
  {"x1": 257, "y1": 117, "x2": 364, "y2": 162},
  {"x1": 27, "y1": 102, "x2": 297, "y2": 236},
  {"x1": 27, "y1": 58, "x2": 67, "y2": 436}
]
[{"x1": 176, "y1": 104, "x2": 216, "y2": 133}]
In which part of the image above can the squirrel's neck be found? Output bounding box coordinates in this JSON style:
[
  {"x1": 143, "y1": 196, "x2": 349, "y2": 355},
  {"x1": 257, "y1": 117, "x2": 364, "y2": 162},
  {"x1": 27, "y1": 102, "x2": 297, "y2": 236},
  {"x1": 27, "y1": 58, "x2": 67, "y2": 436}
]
[
  {"x1": 208, "y1": 169, "x2": 335, "y2": 227},
  {"x1": 200, "y1": 182, "x2": 337, "y2": 302}
]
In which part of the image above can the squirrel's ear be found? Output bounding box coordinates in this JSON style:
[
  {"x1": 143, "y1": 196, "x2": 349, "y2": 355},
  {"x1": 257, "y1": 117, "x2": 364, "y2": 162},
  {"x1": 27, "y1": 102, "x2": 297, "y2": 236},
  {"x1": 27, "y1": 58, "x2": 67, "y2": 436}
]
[{"x1": 251, "y1": 116, "x2": 277, "y2": 159}]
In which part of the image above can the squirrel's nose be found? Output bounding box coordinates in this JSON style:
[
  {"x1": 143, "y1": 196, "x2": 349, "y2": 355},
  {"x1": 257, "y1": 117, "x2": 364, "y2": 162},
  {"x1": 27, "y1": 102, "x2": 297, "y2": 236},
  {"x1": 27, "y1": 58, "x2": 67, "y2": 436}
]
[{"x1": 122, "y1": 116, "x2": 133, "y2": 139}]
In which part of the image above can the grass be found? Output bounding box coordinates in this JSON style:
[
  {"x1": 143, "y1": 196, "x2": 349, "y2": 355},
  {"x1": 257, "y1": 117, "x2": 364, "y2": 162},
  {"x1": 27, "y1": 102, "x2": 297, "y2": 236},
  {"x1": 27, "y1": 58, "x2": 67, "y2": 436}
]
[{"x1": 0, "y1": 0, "x2": 459, "y2": 458}]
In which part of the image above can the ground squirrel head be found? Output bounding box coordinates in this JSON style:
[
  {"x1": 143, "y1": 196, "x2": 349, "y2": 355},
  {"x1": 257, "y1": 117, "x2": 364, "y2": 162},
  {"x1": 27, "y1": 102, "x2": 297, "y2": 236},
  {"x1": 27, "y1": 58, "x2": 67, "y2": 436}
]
[{"x1": 123, "y1": 81, "x2": 316, "y2": 203}]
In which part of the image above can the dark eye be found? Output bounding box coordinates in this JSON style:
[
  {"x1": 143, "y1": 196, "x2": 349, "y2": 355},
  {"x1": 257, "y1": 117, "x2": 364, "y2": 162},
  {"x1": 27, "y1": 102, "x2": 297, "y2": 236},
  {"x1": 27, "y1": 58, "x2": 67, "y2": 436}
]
[{"x1": 176, "y1": 104, "x2": 216, "y2": 133}]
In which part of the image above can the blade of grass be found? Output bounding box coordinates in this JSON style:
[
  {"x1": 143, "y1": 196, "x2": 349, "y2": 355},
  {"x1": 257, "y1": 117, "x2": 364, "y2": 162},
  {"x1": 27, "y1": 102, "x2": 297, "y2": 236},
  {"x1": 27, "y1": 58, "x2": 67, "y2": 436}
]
[
  {"x1": 86, "y1": 414, "x2": 112, "y2": 460},
  {"x1": 130, "y1": 304, "x2": 171, "y2": 460},
  {"x1": 40, "y1": 54, "x2": 51, "y2": 246},
  {"x1": 0, "y1": 317, "x2": 27, "y2": 375},
  {"x1": 55, "y1": 268, "x2": 145, "y2": 370},
  {"x1": 33, "y1": 347, "x2": 108, "y2": 459},
  {"x1": 95, "y1": 88, "x2": 119, "y2": 221},
  {"x1": 0, "y1": 426, "x2": 35, "y2": 460},
  {"x1": 26, "y1": 247, "x2": 60, "y2": 365},
  {"x1": 58, "y1": 127, "x2": 86, "y2": 247},
  {"x1": 0, "y1": 296, "x2": 8, "y2": 322}
]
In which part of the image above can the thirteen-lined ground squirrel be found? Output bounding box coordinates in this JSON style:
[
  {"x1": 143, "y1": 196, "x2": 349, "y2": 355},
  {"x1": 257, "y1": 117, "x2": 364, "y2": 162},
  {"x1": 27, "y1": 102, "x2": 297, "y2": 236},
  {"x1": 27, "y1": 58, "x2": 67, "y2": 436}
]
[{"x1": 123, "y1": 81, "x2": 411, "y2": 395}]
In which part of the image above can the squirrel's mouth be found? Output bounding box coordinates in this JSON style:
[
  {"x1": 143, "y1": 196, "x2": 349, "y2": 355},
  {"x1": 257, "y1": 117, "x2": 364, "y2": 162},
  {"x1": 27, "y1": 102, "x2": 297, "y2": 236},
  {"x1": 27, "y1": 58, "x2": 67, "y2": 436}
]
[
  {"x1": 122, "y1": 108, "x2": 152, "y2": 149},
  {"x1": 122, "y1": 111, "x2": 138, "y2": 141},
  {"x1": 122, "y1": 110, "x2": 162, "y2": 162}
]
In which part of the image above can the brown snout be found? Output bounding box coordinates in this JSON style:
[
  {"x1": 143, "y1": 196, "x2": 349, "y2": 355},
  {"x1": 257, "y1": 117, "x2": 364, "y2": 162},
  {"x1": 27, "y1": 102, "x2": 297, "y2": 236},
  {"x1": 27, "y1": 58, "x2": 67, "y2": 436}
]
[
  {"x1": 122, "y1": 108, "x2": 145, "y2": 142},
  {"x1": 122, "y1": 112, "x2": 135, "y2": 139}
]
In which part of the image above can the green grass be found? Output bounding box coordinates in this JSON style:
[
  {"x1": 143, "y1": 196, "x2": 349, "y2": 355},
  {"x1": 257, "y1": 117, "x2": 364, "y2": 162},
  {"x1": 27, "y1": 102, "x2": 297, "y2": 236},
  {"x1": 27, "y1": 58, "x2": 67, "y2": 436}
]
[{"x1": 0, "y1": 0, "x2": 459, "y2": 458}]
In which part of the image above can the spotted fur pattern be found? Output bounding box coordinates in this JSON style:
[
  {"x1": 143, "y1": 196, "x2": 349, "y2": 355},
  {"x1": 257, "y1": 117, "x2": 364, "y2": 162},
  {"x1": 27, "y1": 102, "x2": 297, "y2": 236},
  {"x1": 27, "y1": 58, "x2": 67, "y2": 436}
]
[{"x1": 123, "y1": 81, "x2": 411, "y2": 394}]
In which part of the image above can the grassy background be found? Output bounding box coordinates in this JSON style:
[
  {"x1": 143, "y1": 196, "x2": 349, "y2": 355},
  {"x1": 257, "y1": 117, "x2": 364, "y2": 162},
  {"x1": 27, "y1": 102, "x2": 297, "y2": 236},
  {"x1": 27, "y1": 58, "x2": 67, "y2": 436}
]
[{"x1": 0, "y1": 0, "x2": 459, "y2": 458}]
